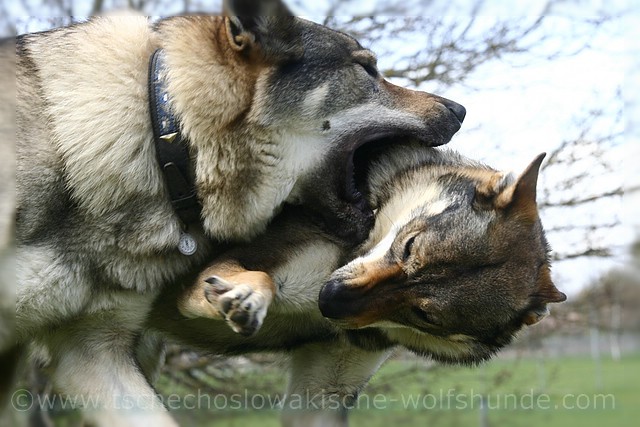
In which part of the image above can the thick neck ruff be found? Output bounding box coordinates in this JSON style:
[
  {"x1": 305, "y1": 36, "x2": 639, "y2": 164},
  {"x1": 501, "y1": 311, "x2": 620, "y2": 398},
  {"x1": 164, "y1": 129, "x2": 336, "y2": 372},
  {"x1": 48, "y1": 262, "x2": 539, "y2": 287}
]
[{"x1": 148, "y1": 49, "x2": 202, "y2": 227}]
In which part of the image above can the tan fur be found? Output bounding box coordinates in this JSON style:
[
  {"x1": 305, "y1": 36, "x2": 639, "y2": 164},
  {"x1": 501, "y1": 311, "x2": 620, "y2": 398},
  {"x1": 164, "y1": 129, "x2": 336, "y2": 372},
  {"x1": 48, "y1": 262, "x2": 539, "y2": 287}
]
[
  {"x1": 384, "y1": 80, "x2": 443, "y2": 117},
  {"x1": 179, "y1": 147, "x2": 565, "y2": 364},
  {"x1": 323, "y1": 151, "x2": 565, "y2": 349},
  {"x1": 28, "y1": 17, "x2": 163, "y2": 221},
  {"x1": 159, "y1": 16, "x2": 315, "y2": 241},
  {"x1": 139, "y1": 144, "x2": 571, "y2": 427},
  {"x1": 179, "y1": 259, "x2": 276, "y2": 320},
  {"x1": 189, "y1": 152, "x2": 561, "y2": 316},
  {"x1": 343, "y1": 259, "x2": 404, "y2": 290},
  {"x1": 15, "y1": 2, "x2": 468, "y2": 424}
]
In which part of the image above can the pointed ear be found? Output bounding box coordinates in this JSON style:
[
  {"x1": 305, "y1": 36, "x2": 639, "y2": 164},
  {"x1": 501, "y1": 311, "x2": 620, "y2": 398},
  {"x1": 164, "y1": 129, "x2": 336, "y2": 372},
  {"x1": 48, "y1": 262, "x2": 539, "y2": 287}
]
[
  {"x1": 495, "y1": 153, "x2": 546, "y2": 223},
  {"x1": 223, "y1": 0, "x2": 303, "y2": 61}
]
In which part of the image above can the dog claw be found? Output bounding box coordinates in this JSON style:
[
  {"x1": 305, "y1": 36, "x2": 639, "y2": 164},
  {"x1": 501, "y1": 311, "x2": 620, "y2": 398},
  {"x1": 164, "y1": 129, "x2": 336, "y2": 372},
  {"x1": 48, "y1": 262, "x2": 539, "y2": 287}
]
[
  {"x1": 203, "y1": 278, "x2": 268, "y2": 336},
  {"x1": 204, "y1": 276, "x2": 233, "y2": 295}
]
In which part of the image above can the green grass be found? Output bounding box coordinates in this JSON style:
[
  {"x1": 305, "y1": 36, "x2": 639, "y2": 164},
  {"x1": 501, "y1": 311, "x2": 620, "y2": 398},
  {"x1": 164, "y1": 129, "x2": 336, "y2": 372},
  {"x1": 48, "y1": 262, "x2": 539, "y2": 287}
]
[
  {"x1": 164, "y1": 354, "x2": 640, "y2": 427},
  {"x1": 347, "y1": 354, "x2": 638, "y2": 427}
]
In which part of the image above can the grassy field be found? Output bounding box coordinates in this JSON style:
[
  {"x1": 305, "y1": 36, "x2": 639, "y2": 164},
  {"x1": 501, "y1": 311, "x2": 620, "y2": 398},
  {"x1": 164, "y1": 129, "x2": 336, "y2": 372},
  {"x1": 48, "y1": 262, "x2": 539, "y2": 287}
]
[{"x1": 163, "y1": 353, "x2": 639, "y2": 427}]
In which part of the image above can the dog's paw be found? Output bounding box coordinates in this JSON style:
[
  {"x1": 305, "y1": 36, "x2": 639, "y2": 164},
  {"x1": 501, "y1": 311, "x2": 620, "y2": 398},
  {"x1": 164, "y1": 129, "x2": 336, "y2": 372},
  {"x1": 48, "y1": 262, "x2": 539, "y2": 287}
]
[{"x1": 203, "y1": 276, "x2": 268, "y2": 336}]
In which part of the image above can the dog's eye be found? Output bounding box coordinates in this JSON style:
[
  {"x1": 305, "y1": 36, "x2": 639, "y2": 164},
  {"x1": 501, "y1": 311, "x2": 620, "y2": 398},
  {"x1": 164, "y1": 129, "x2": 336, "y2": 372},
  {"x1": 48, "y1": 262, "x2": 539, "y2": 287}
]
[{"x1": 403, "y1": 235, "x2": 416, "y2": 262}]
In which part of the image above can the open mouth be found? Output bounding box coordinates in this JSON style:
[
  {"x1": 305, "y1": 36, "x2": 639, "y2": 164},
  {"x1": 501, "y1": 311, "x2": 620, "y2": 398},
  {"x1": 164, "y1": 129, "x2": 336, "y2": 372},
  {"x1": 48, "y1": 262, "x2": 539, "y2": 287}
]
[
  {"x1": 312, "y1": 121, "x2": 457, "y2": 244},
  {"x1": 344, "y1": 133, "x2": 417, "y2": 211}
]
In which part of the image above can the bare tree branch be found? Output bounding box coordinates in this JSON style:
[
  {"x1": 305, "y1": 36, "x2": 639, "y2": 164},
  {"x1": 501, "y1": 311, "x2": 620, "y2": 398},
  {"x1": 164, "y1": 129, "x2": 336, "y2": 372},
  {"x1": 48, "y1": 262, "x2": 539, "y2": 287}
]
[
  {"x1": 540, "y1": 188, "x2": 626, "y2": 209},
  {"x1": 553, "y1": 248, "x2": 612, "y2": 261}
]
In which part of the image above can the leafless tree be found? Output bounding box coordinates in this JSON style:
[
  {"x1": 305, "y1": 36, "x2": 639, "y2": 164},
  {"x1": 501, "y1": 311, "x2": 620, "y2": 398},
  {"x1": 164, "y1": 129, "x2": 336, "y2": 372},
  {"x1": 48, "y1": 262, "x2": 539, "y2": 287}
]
[{"x1": 540, "y1": 105, "x2": 633, "y2": 262}]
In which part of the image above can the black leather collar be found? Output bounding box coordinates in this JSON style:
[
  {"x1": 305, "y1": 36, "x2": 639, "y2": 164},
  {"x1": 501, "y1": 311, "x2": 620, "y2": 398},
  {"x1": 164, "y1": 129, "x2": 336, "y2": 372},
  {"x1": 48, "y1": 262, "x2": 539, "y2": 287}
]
[{"x1": 148, "y1": 49, "x2": 202, "y2": 227}]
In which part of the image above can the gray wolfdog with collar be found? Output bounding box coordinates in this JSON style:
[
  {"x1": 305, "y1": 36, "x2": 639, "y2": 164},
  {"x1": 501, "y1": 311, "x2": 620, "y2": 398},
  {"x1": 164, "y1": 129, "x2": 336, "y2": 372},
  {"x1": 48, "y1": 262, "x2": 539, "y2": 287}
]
[
  {"x1": 153, "y1": 141, "x2": 566, "y2": 427},
  {"x1": 6, "y1": 0, "x2": 466, "y2": 425}
]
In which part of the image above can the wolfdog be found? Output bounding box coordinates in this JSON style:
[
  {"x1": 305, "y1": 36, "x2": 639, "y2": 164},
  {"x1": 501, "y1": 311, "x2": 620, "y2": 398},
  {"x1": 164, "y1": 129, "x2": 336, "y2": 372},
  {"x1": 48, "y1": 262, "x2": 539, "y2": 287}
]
[
  {"x1": 155, "y1": 141, "x2": 566, "y2": 426},
  {"x1": 9, "y1": 0, "x2": 465, "y2": 425}
]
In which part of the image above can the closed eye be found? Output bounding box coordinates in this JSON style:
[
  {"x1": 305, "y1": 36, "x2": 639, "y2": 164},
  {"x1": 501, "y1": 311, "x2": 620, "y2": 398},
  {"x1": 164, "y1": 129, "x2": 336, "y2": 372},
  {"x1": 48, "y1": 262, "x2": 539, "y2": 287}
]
[{"x1": 403, "y1": 235, "x2": 416, "y2": 262}]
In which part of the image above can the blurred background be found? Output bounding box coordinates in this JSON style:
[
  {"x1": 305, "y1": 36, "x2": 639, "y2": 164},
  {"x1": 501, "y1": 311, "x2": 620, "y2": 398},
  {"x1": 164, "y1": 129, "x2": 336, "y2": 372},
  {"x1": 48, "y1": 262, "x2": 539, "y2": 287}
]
[{"x1": 1, "y1": 0, "x2": 638, "y2": 426}]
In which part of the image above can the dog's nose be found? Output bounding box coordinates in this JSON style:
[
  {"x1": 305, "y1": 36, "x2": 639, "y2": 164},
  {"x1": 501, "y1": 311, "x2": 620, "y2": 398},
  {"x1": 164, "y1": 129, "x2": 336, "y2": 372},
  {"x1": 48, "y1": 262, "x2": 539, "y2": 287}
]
[
  {"x1": 318, "y1": 279, "x2": 343, "y2": 319},
  {"x1": 318, "y1": 279, "x2": 359, "y2": 320},
  {"x1": 441, "y1": 99, "x2": 466, "y2": 123}
]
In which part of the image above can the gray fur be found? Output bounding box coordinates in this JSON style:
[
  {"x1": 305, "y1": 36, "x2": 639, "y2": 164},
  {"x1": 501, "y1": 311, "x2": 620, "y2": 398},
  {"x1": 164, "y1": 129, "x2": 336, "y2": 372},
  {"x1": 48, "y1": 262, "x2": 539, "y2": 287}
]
[
  {"x1": 163, "y1": 142, "x2": 565, "y2": 425},
  {"x1": 13, "y1": 1, "x2": 465, "y2": 425}
]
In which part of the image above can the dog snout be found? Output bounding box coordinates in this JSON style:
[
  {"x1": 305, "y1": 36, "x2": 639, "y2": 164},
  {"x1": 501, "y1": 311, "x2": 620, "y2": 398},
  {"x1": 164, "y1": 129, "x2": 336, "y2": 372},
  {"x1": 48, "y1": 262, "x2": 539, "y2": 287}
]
[
  {"x1": 440, "y1": 98, "x2": 466, "y2": 123},
  {"x1": 318, "y1": 278, "x2": 360, "y2": 320}
]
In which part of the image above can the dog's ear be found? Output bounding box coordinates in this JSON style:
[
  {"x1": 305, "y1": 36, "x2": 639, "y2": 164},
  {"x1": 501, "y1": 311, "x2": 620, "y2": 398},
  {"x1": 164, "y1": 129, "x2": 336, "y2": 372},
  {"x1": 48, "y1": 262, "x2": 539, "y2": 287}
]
[
  {"x1": 493, "y1": 153, "x2": 546, "y2": 223},
  {"x1": 472, "y1": 171, "x2": 511, "y2": 210},
  {"x1": 223, "y1": 0, "x2": 303, "y2": 61}
]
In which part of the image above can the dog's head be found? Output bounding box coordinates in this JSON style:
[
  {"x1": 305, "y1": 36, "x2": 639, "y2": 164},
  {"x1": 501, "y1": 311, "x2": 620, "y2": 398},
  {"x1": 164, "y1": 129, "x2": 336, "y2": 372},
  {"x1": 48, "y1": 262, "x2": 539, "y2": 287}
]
[
  {"x1": 218, "y1": 0, "x2": 465, "y2": 243},
  {"x1": 318, "y1": 151, "x2": 566, "y2": 364}
]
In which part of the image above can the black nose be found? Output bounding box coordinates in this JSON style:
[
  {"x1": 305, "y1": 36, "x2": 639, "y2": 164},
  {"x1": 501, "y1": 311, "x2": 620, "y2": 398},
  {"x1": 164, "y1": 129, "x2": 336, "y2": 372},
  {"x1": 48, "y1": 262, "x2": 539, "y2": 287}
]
[
  {"x1": 319, "y1": 279, "x2": 361, "y2": 320},
  {"x1": 441, "y1": 99, "x2": 466, "y2": 123},
  {"x1": 318, "y1": 279, "x2": 343, "y2": 319}
]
